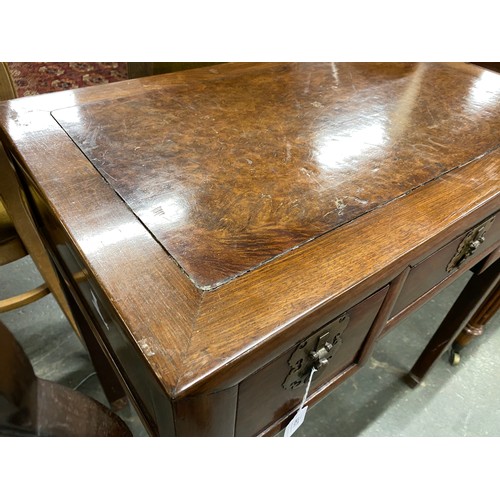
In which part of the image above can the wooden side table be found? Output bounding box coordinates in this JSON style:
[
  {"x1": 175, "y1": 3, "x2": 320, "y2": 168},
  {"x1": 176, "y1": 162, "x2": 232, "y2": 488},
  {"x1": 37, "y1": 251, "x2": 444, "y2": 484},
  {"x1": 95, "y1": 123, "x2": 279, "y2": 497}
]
[{"x1": 0, "y1": 63, "x2": 499, "y2": 436}]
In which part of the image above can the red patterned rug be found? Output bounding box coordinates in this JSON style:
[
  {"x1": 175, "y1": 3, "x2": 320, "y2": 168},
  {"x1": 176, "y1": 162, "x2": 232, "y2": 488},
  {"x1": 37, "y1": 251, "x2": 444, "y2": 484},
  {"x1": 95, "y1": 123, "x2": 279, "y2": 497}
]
[{"x1": 7, "y1": 62, "x2": 128, "y2": 97}]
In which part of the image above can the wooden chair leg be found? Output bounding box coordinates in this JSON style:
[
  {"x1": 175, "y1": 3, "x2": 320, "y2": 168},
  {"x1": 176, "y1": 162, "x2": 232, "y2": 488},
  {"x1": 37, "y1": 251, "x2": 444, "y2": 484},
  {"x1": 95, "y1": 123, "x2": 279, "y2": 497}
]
[
  {"x1": 0, "y1": 144, "x2": 80, "y2": 334},
  {"x1": 406, "y1": 258, "x2": 500, "y2": 387},
  {"x1": 449, "y1": 282, "x2": 500, "y2": 365}
]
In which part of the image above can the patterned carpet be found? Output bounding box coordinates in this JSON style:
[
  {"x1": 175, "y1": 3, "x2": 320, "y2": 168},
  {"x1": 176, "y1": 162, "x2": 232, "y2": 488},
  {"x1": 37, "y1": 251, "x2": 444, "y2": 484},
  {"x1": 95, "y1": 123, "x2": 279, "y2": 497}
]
[{"x1": 7, "y1": 62, "x2": 128, "y2": 97}]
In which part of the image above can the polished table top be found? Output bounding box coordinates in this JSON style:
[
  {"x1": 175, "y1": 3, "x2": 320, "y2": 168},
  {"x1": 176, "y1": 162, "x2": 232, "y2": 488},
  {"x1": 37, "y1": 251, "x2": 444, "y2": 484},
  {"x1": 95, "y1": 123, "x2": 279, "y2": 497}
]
[
  {"x1": 51, "y1": 62, "x2": 500, "y2": 289},
  {"x1": 0, "y1": 64, "x2": 499, "y2": 429}
]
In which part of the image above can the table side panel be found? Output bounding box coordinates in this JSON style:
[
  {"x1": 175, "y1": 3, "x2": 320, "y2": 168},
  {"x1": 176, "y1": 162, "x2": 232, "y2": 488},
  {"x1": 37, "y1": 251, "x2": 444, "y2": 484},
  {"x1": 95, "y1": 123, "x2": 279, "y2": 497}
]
[{"x1": 22, "y1": 182, "x2": 176, "y2": 435}]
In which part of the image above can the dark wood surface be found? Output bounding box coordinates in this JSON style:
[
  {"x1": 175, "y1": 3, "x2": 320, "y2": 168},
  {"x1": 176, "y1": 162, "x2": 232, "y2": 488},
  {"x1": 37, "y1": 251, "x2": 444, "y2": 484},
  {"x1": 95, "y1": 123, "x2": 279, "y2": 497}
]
[
  {"x1": 52, "y1": 62, "x2": 500, "y2": 289},
  {"x1": 0, "y1": 63, "x2": 499, "y2": 435},
  {"x1": 392, "y1": 215, "x2": 500, "y2": 317},
  {"x1": 236, "y1": 285, "x2": 388, "y2": 436}
]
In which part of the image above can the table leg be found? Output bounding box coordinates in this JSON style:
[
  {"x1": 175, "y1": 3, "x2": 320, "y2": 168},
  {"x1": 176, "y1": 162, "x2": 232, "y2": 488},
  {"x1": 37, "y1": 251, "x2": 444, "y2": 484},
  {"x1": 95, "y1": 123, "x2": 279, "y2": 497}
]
[
  {"x1": 449, "y1": 282, "x2": 500, "y2": 365},
  {"x1": 406, "y1": 257, "x2": 500, "y2": 387}
]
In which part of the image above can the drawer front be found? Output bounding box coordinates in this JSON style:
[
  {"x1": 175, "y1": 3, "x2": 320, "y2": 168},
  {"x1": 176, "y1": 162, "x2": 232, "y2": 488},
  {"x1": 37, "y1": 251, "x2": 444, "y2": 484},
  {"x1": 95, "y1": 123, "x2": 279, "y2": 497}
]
[
  {"x1": 392, "y1": 213, "x2": 500, "y2": 317},
  {"x1": 235, "y1": 286, "x2": 388, "y2": 436}
]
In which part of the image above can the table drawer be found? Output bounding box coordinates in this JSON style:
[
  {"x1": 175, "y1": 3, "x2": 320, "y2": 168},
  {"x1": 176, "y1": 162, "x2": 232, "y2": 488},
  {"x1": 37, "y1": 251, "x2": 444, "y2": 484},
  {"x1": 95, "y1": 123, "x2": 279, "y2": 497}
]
[
  {"x1": 236, "y1": 285, "x2": 388, "y2": 436},
  {"x1": 391, "y1": 213, "x2": 500, "y2": 317}
]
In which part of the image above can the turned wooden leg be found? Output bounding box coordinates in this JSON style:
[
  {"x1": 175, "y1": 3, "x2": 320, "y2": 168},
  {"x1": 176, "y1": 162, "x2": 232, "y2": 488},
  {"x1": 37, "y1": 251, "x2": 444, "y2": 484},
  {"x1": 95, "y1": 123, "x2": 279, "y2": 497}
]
[
  {"x1": 449, "y1": 282, "x2": 500, "y2": 365},
  {"x1": 407, "y1": 257, "x2": 500, "y2": 387}
]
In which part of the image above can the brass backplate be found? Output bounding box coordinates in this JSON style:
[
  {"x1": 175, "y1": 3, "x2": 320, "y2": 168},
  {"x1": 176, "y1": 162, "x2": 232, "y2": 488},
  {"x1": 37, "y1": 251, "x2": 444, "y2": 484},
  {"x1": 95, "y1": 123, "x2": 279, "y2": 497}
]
[
  {"x1": 446, "y1": 216, "x2": 495, "y2": 273},
  {"x1": 282, "y1": 312, "x2": 350, "y2": 390}
]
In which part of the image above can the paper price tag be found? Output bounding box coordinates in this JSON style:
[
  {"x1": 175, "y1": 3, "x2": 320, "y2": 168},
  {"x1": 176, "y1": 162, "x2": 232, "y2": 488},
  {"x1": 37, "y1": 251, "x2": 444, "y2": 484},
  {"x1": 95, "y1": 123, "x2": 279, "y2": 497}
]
[
  {"x1": 284, "y1": 367, "x2": 317, "y2": 437},
  {"x1": 284, "y1": 406, "x2": 308, "y2": 437}
]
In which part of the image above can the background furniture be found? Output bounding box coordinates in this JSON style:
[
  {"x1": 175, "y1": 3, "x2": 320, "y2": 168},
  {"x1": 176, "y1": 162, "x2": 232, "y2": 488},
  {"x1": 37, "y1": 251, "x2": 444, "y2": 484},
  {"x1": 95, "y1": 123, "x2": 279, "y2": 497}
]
[
  {"x1": 0, "y1": 62, "x2": 127, "y2": 410},
  {"x1": 0, "y1": 62, "x2": 78, "y2": 320},
  {"x1": 0, "y1": 197, "x2": 50, "y2": 312},
  {"x1": 0, "y1": 320, "x2": 131, "y2": 436},
  {"x1": 0, "y1": 62, "x2": 50, "y2": 313},
  {"x1": 127, "y1": 62, "x2": 222, "y2": 79},
  {"x1": 0, "y1": 62, "x2": 16, "y2": 101}
]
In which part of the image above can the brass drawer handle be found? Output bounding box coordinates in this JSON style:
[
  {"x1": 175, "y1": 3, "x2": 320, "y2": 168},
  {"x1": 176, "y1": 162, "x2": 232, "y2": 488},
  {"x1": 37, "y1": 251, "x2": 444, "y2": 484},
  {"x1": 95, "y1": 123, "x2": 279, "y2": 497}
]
[
  {"x1": 282, "y1": 313, "x2": 349, "y2": 390},
  {"x1": 446, "y1": 216, "x2": 495, "y2": 273}
]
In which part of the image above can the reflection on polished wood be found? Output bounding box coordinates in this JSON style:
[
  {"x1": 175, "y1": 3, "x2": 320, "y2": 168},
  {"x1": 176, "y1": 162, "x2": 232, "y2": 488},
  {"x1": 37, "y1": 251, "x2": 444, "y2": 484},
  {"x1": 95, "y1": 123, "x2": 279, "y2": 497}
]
[
  {"x1": 53, "y1": 62, "x2": 500, "y2": 288},
  {"x1": 0, "y1": 63, "x2": 499, "y2": 436}
]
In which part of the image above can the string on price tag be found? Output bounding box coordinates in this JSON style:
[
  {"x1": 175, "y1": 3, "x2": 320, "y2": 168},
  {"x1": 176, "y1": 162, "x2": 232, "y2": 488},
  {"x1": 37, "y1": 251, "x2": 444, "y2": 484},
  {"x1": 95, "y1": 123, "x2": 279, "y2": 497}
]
[{"x1": 284, "y1": 367, "x2": 317, "y2": 437}]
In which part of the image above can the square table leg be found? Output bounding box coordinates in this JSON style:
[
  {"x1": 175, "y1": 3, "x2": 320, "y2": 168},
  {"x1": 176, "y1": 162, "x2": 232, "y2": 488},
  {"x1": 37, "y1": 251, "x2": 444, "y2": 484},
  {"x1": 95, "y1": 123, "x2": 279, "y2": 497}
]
[{"x1": 407, "y1": 257, "x2": 500, "y2": 387}]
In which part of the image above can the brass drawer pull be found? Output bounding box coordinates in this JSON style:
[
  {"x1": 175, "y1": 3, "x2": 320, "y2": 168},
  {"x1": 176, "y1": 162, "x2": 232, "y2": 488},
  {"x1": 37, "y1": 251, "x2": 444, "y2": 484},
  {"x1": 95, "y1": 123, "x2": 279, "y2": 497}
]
[
  {"x1": 282, "y1": 313, "x2": 349, "y2": 390},
  {"x1": 446, "y1": 216, "x2": 495, "y2": 273}
]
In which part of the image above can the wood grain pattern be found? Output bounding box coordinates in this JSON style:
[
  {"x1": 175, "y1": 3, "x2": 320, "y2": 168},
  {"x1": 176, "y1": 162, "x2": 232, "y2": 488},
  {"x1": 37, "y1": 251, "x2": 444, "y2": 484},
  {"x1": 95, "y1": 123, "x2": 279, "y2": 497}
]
[
  {"x1": 52, "y1": 62, "x2": 500, "y2": 289},
  {"x1": 0, "y1": 63, "x2": 499, "y2": 435}
]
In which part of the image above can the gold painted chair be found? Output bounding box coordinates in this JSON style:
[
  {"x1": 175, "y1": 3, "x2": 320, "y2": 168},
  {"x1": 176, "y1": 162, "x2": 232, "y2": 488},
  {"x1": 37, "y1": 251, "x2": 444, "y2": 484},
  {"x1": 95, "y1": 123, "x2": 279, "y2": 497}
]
[
  {"x1": 0, "y1": 62, "x2": 127, "y2": 409},
  {"x1": 0, "y1": 62, "x2": 50, "y2": 313},
  {"x1": 0, "y1": 197, "x2": 50, "y2": 313},
  {"x1": 0, "y1": 61, "x2": 16, "y2": 101},
  {"x1": 0, "y1": 62, "x2": 72, "y2": 317}
]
